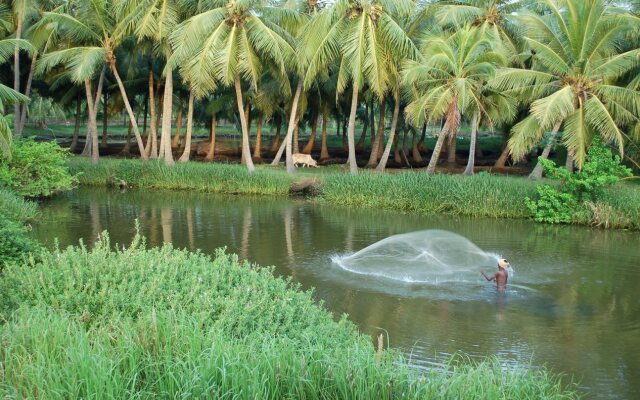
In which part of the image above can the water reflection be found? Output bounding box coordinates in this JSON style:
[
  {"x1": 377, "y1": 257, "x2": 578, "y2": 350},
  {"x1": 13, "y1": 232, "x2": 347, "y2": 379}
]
[{"x1": 33, "y1": 188, "x2": 640, "y2": 399}]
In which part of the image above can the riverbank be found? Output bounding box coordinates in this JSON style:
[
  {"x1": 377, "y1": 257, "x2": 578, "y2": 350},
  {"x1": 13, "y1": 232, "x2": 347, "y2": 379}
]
[{"x1": 68, "y1": 157, "x2": 640, "y2": 230}]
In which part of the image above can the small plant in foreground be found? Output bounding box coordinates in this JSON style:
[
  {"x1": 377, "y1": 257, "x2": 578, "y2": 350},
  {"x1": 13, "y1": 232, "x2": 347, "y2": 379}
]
[{"x1": 527, "y1": 140, "x2": 632, "y2": 224}]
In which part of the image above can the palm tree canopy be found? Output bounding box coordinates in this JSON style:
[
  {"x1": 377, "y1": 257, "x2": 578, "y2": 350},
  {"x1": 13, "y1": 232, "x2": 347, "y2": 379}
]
[
  {"x1": 302, "y1": 0, "x2": 418, "y2": 98},
  {"x1": 169, "y1": 0, "x2": 296, "y2": 97},
  {"x1": 404, "y1": 25, "x2": 507, "y2": 128},
  {"x1": 492, "y1": 0, "x2": 640, "y2": 166}
]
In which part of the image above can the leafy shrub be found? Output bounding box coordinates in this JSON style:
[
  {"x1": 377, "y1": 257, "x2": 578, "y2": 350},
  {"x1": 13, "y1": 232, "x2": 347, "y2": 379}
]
[
  {"x1": 0, "y1": 216, "x2": 40, "y2": 269},
  {"x1": 0, "y1": 139, "x2": 77, "y2": 197},
  {"x1": 0, "y1": 232, "x2": 359, "y2": 348},
  {"x1": 527, "y1": 141, "x2": 632, "y2": 224}
]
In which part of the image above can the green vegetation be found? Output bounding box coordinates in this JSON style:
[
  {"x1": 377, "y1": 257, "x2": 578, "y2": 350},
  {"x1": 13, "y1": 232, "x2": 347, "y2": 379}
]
[
  {"x1": 1, "y1": 0, "x2": 634, "y2": 175},
  {"x1": 527, "y1": 142, "x2": 633, "y2": 225},
  {"x1": 0, "y1": 188, "x2": 40, "y2": 267},
  {"x1": 0, "y1": 140, "x2": 77, "y2": 197},
  {"x1": 0, "y1": 186, "x2": 38, "y2": 223},
  {"x1": 69, "y1": 157, "x2": 640, "y2": 230},
  {"x1": 0, "y1": 233, "x2": 578, "y2": 399},
  {"x1": 69, "y1": 157, "x2": 292, "y2": 196}
]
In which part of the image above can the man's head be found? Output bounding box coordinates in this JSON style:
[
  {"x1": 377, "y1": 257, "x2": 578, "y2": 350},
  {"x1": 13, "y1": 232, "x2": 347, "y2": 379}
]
[{"x1": 498, "y1": 259, "x2": 510, "y2": 270}]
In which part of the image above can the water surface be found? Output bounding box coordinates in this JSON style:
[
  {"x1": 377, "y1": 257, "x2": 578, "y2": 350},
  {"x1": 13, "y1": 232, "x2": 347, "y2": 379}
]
[{"x1": 33, "y1": 188, "x2": 640, "y2": 399}]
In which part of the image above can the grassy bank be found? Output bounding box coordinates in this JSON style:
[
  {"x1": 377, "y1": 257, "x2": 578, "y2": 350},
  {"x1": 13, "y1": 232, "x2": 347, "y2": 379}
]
[
  {"x1": 0, "y1": 234, "x2": 578, "y2": 399},
  {"x1": 68, "y1": 157, "x2": 640, "y2": 230}
]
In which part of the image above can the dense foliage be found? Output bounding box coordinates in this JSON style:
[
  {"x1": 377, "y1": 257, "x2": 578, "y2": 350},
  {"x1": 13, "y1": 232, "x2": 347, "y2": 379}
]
[
  {"x1": 527, "y1": 141, "x2": 633, "y2": 224},
  {"x1": 1, "y1": 0, "x2": 636, "y2": 175},
  {"x1": 0, "y1": 216, "x2": 39, "y2": 268},
  {"x1": 0, "y1": 187, "x2": 39, "y2": 267},
  {"x1": 0, "y1": 140, "x2": 76, "y2": 197},
  {"x1": 0, "y1": 233, "x2": 579, "y2": 399}
]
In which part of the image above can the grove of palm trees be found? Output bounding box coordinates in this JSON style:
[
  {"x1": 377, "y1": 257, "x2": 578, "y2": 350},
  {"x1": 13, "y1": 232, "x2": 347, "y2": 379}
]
[{"x1": 1, "y1": 0, "x2": 639, "y2": 398}]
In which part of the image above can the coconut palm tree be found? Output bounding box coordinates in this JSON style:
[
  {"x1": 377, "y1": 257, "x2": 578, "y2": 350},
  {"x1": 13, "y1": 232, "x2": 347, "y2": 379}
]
[
  {"x1": 434, "y1": 0, "x2": 526, "y2": 61},
  {"x1": 36, "y1": 0, "x2": 149, "y2": 162},
  {"x1": 493, "y1": 0, "x2": 640, "y2": 179},
  {"x1": 404, "y1": 25, "x2": 505, "y2": 175},
  {"x1": 0, "y1": 7, "x2": 33, "y2": 158},
  {"x1": 462, "y1": 85, "x2": 516, "y2": 175},
  {"x1": 303, "y1": 0, "x2": 417, "y2": 174},
  {"x1": 118, "y1": 0, "x2": 186, "y2": 165},
  {"x1": 170, "y1": 0, "x2": 296, "y2": 173}
]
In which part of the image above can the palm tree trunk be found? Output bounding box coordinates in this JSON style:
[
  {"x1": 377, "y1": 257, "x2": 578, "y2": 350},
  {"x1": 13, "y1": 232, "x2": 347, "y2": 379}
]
[
  {"x1": 253, "y1": 115, "x2": 263, "y2": 161},
  {"x1": 366, "y1": 100, "x2": 385, "y2": 168},
  {"x1": 464, "y1": 112, "x2": 480, "y2": 176},
  {"x1": 171, "y1": 106, "x2": 183, "y2": 149},
  {"x1": 293, "y1": 114, "x2": 300, "y2": 153},
  {"x1": 159, "y1": 68, "x2": 174, "y2": 165},
  {"x1": 70, "y1": 96, "x2": 81, "y2": 152},
  {"x1": 394, "y1": 134, "x2": 401, "y2": 164},
  {"x1": 270, "y1": 120, "x2": 282, "y2": 154},
  {"x1": 17, "y1": 50, "x2": 37, "y2": 136},
  {"x1": 356, "y1": 104, "x2": 369, "y2": 151},
  {"x1": 402, "y1": 126, "x2": 409, "y2": 165},
  {"x1": 412, "y1": 127, "x2": 423, "y2": 163},
  {"x1": 426, "y1": 129, "x2": 447, "y2": 175},
  {"x1": 376, "y1": 91, "x2": 401, "y2": 172},
  {"x1": 565, "y1": 150, "x2": 574, "y2": 173},
  {"x1": 494, "y1": 145, "x2": 510, "y2": 168},
  {"x1": 418, "y1": 123, "x2": 427, "y2": 152},
  {"x1": 234, "y1": 75, "x2": 255, "y2": 173},
  {"x1": 84, "y1": 79, "x2": 100, "y2": 164},
  {"x1": 529, "y1": 123, "x2": 561, "y2": 180},
  {"x1": 147, "y1": 69, "x2": 158, "y2": 159},
  {"x1": 142, "y1": 92, "x2": 149, "y2": 141},
  {"x1": 346, "y1": 86, "x2": 359, "y2": 174},
  {"x1": 281, "y1": 80, "x2": 303, "y2": 173},
  {"x1": 13, "y1": 19, "x2": 22, "y2": 134},
  {"x1": 110, "y1": 62, "x2": 148, "y2": 160},
  {"x1": 100, "y1": 93, "x2": 108, "y2": 148},
  {"x1": 205, "y1": 112, "x2": 217, "y2": 161},
  {"x1": 122, "y1": 122, "x2": 133, "y2": 155},
  {"x1": 179, "y1": 91, "x2": 195, "y2": 163},
  {"x1": 302, "y1": 115, "x2": 319, "y2": 154},
  {"x1": 447, "y1": 136, "x2": 457, "y2": 165},
  {"x1": 320, "y1": 112, "x2": 330, "y2": 161}
]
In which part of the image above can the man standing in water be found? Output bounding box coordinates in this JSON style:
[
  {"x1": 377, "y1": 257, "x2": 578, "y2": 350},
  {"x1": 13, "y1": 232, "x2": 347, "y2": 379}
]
[{"x1": 481, "y1": 259, "x2": 510, "y2": 292}]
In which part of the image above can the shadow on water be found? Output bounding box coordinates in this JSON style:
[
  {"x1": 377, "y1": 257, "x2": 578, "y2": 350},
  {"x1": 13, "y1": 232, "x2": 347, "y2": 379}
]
[{"x1": 33, "y1": 188, "x2": 640, "y2": 399}]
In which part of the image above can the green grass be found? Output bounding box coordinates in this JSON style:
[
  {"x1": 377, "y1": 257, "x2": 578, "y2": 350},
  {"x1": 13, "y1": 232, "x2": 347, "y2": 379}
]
[
  {"x1": 0, "y1": 234, "x2": 579, "y2": 399},
  {"x1": 68, "y1": 157, "x2": 640, "y2": 230},
  {"x1": 0, "y1": 187, "x2": 38, "y2": 223},
  {"x1": 69, "y1": 157, "x2": 294, "y2": 196}
]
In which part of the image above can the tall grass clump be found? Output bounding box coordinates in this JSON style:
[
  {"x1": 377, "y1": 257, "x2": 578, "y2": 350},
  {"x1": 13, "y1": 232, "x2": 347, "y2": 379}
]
[
  {"x1": 0, "y1": 187, "x2": 38, "y2": 223},
  {"x1": 322, "y1": 172, "x2": 539, "y2": 219},
  {"x1": 0, "y1": 233, "x2": 580, "y2": 399},
  {"x1": 68, "y1": 157, "x2": 293, "y2": 196}
]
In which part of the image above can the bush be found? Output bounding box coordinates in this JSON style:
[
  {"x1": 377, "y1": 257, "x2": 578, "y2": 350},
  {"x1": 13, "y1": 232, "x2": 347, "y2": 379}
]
[
  {"x1": 0, "y1": 186, "x2": 38, "y2": 223},
  {"x1": 0, "y1": 139, "x2": 76, "y2": 197},
  {"x1": 0, "y1": 234, "x2": 579, "y2": 399},
  {"x1": 0, "y1": 216, "x2": 40, "y2": 269},
  {"x1": 527, "y1": 141, "x2": 633, "y2": 224}
]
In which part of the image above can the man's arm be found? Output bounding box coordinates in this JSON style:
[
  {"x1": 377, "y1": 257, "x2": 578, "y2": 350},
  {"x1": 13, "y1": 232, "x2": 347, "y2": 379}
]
[{"x1": 481, "y1": 271, "x2": 496, "y2": 282}]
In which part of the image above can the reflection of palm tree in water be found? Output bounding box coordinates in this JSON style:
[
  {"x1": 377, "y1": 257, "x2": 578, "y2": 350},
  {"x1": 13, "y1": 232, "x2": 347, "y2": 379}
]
[
  {"x1": 240, "y1": 208, "x2": 252, "y2": 261},
  {"x1": 161, "y1": 208, "x2": 172, "y2": 244},
  {"x1": 345, "y1": 224, "x2": 354, "y2": 253},
  {"x1": 284, "y1": 207, "x2": 295, "y2": 275},
  {"x1": 186, "y1": 207, "x2": 195, "y2": 251},
  {"x1": 89, "y1": 201, "x2": 102, "y2": 246}
]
